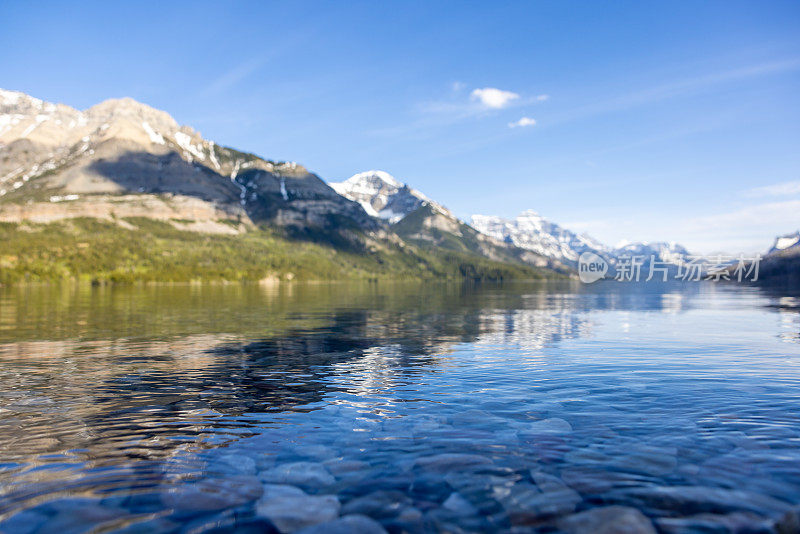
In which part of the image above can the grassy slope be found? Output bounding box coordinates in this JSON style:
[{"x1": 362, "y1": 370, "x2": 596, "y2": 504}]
[{"x1": 0, "y1": 218, "x2": 552, "y2": 284}]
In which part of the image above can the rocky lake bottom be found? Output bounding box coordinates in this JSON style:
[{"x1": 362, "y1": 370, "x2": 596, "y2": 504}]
[{"x1": 0, "y1": 281, "x2": 799, "y2": 533}]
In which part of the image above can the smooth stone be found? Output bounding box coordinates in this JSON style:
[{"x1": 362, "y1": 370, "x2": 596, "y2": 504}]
[
  {"x1": 341, "y1": 490, "x2": 412, "y2": 519},
  {"x1": 36, "y1": 502, "x2": 126, "y2": 534},
  {"x1": 257, "y1": 492, "x2": 340, "y2": 533},
  {"x1": 182, "y1": 516, "x2": 280, "y2": 534},
  {"x1": 323, "y1": 459, "x2": 370, "y2": 477},
  {"x1": 609, "y1": 486, "x2": 791, "y2": 516},
  {"x1": 560, "y1": 466, "x2": 649, "y2": 494},
  {"x1": 519, "y1": 418, "x2": 573, "y2": 436},
  {"x1": 557, "y1": 506, "x2": 657, "y2": 534},
  {"x1": 295, "y1": 514, "x2": 387, "y2": 534},
  {"x1": 609, "y1": 445, "x2": 678, "y2": 476},
  {"x1": 259, "y1": 462, "x2": 335, "y2": 488},
  {"x1": 530, "y1": 471, "x2": 572, "y2": 492},
  {"x1": 444, "y1": 470, "x2": 521, "y2": 493},
  {"x1": 161, "y1": 475, "x2": 263, "y2": 512},
  {"x1": 210, "y1": 453, "x2": 257, "y2": 475},
  {"x1": 409, "y1": 472, "x2": 453, "y2": 502},
  {"x1": 412, "y1": 416, "x2": 449, "y2": 434},
  {"x1": 443, "y1": 492, "x2": 478, "y2": 515},
  {"x1": 294, "y1": 444, "x2": 337, "y2": 461},
  {"x1": 776, "y1": 506, "x2": 800, "y2": 534},
  {"x1": 450, "y1": 409, "x2": 509, "y2": 428},
  {"x1": 501, "y1": 481, "x2": 581, "y2": 524},
  {"x1": 656, "y1": 512, "x2": 773, "y2": 534},
  {"x1": 261, "y1": 484, "x2": 308, "y2": 499},
  {"x1": 413, "y1": 453, "x2": 493, "y2": 472},
  {"x1": 396, "y1": 506, "x2": 424, "y2": 524}
]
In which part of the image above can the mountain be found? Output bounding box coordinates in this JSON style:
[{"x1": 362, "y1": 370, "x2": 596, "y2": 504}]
[
  {"x1": 612, "y1": 241, "x2": 692, "y2": 263},
  {"x1": 471, "y1": 210, "x2": 610, "y2": 266},
  {"x1": 768, "y1": 231, "x2": 800, "y2": 255},
  {"x1": 471, "y1": 210, "x2": 693, "y2": 269},
  {"x1": 331, "y1": 171, "x2": 565, "y2": 271},
  {"x1": 330, "y1": 170, "x2": 449, "y2": 222},
  {"x1": 0, "y1": 89, "x2": 376, "y2": 237},
  {"x1": 753, "y1": 231, "x2": 800, "y2": 286},
  {"x1": 393, "y1": 203, "x2": 562, "y2": 270},
  {"x1": 0, "y1": 89, "x2": 559, "y2": 283}
]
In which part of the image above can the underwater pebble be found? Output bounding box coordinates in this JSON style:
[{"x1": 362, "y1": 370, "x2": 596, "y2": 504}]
[
  {"x1": 161, "y1": 475, "x2": 263, "y2": 512},
  {"x1": 294, "y1": 514, "x2": 387, "y2": 534},
  {"x1": 442, "y1": 492, "x2": 479, "y2": 515},
  {"x1": 557, "y1": 505, "x2": 657, "y2": 534},
  {"x1": 413, "y1": 453, "x2": 493, "y2": 472},
  {"x1": 256, "y1": 488, "x2": 340, "y2": 533},
  {"x1": 259, "y1": 461, "x2": 336, "y2": 488}
]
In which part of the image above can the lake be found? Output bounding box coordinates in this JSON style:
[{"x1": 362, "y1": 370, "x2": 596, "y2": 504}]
[{"x1": 0, "y1": 281, "x2": 799, "y2": 533}]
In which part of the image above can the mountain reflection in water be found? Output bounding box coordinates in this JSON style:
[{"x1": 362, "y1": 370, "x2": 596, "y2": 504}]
[{"x1": 0, "y1": 281, "x2": 798, "y2": 532}]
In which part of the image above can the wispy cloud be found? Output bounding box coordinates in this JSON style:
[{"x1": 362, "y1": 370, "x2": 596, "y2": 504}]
[
  {"x1": 553, "y1": 58, "x2": 800, "y2": 125},
  {"x1": 199, "y1": 57, "x2": 269, "y2": 97},
  {"x1": 744, "y1": 180, "x2": 800, "y2": 198},
  {"x1": 470, "y1": 88, "x2": 519, "y2": 109},
  {"x1": 508, "y1": 117, "x2": 536, "y2": 128},
  {"x1": 197, "y1": 32, "x2": 313, "y2": 98}
]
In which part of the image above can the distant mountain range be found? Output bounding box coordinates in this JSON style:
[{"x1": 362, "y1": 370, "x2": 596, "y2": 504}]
[
  {"x1": 332, "y1": 171, "x2": 693, "y2": 269},
  {"x1": 331, "y1": 170, "x2": 562, "y2": 270},
  {"x1": 0, "y1": 89, "x2": 558, "y2": 282},
  {"x1": 471, "y1": 211, "x2": 692, "y2": 268},
  {"x1": 0, "y1": 88, "x2": 795, "y2": 284}
]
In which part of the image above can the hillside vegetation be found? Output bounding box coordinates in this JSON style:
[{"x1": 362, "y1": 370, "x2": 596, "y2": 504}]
[{"x1": 0, "y1": 218, "x2": 552, "y2": 284}]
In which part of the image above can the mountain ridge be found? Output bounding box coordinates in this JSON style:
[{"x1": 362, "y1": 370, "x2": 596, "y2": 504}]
[
  {"x1": 0, "y1": 89, "x2": 561, "y2": 283},
  {"x1": 471, "y1": 210, "x2": 694, "y2": 267}
]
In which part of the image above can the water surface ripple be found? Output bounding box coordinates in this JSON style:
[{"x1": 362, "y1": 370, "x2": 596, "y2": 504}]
[{"x1": 1, "y1": 282, "x2": 799, "y2": 532}]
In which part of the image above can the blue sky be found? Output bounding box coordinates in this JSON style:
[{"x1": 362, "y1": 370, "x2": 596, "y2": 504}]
[{"x1": 1, "y1": 1, "x2": 799, "y2": 253}]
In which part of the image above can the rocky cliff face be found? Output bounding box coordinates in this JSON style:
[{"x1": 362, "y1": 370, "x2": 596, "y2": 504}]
[{"x1": 0, "y1": 89, "x2": 376, "y2": 236}]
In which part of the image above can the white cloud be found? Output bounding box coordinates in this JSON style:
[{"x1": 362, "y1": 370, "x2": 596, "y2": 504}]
[
  {"x1": 744, "y1": 180, "x2": 800, "y2": 198},
  {"x1": 470, "y1": 87, "x2": 519, "y2": 109},
  {"x1": 536, "y1": 94, "x2": 549, "y2": 101},
  {"x1": 508, "y1": 117, "x2": 536, "y2": 128}
]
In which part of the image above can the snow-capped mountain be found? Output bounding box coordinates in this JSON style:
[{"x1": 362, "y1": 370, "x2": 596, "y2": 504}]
[
  {"x1": 612, "y1": 241, "x2": 691, "y2": 263},
  {"x1": 0, "y1": 88, "x2": 376, "y2": 233},
  {"x1": 768, "y1": 231, "x2": 800, "y2": 254},
  {"x1": 748, "y1": 230, "x2": 800, "y2": 286},
  {"x1": 330, "y1": 170, "x2": 451, "y2": 223},
  {"x1": 471, "y1": 210, "x2": 610, "y2": 265},
  {"x1": 471, "y1": 210, "x2": 693, "y2": 267},
  {"x1": 330, "y1": 172, "x2": 559, "y2": 270}
]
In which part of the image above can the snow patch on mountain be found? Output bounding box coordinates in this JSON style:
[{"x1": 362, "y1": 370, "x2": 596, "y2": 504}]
[
  {"x1": 769, "y1": 231, "x2": 800, "y2": 254},
  {"x1": 471, "y1": 210, "x2": 693, "y2": 266},
  {"x1": 471, "y1": 210, "x2": 609, "y2": 264},
  {"x1": 330, "y1": 170, "x2": 450, "y2": 223}
]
